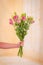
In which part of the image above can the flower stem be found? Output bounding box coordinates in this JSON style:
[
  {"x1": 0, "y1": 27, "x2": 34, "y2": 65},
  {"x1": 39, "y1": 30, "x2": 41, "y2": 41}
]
[{"x1": 18, "y1": 46, "x2": 23, "y2": 57}]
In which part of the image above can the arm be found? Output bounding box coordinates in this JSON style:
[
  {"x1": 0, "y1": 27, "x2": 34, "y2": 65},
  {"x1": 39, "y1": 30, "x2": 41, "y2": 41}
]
[{"x1": 0, "y1": 42, "x2": 24, "y2": 49}]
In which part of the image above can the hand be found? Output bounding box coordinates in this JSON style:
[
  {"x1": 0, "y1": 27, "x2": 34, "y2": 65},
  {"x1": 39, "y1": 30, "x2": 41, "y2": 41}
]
[{"x1": 19, "y1": 41, "x2": 24, "y2": 46}]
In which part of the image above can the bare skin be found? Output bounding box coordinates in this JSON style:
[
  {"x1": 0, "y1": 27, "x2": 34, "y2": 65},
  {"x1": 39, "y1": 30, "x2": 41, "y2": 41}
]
[{"x1": 0, "y1": 41, "x2": 24, "y2": 49}]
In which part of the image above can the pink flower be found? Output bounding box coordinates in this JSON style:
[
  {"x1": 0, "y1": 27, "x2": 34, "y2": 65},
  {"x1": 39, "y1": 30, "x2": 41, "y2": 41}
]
[
  {"x1": 9, "y1": 19, "x2": 13, "y2": 25},
  {"x1": 21, "y1": 16, "x2": 26, "y2": 21},
  {"x1": 13, "y1": 15, "x2": 18, "y2": 22},
  {"x1": 17, "y1": 19, "x2": 21, "y2": 23}
]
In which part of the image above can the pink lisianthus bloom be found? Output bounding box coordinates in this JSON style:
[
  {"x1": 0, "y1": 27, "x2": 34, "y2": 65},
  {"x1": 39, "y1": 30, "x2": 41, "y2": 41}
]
[
  {"x1": 21, "y1": 16, "x2": 26, "y2": 21},
  {"x1": 9, "y1": 19, "x2": 13, "y2": 25},
  {"x1": 17, "y1": 19, "x2": 21, "y2": 23},
  {"x1": 13, "y1": 15, "x2": 18, "y2": 22}
]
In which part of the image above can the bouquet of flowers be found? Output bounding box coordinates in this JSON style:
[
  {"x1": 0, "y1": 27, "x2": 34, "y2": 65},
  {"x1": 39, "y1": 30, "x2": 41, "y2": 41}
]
[{"x1": 9, "y1": 12, "x2": 34, "y2": 57}]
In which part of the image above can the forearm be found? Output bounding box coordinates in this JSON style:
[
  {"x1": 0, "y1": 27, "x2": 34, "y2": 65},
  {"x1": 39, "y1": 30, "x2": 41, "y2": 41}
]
[{"x1": 0, "y1": 42, "x2": 20, "y2": 49}]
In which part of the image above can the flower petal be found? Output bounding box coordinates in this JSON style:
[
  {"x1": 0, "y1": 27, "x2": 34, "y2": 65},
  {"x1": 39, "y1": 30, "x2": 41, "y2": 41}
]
[{"x1": 9, "y1": 19, "x2": 13, "y2": 25}]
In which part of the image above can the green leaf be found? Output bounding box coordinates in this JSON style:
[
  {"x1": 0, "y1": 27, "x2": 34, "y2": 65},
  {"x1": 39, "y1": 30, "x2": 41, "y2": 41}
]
[
  {"x1": 21, "y1": 13, "x2": 26, "y2": 17},
  {"x1": 14, "y1": 12, "x2": 17, "y2": 15},
  {"x1": 23, "y1": 23, "x2": 29, "y2": 30},
  {"x1": 15, "y1": 22, "x2": 19, "y2": 26}
]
